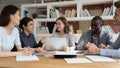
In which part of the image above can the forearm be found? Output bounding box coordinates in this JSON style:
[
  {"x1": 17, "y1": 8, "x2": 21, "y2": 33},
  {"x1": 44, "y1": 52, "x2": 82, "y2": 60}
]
[
  {"x1": 100, "y1": 49, "x2": 120, "y2": 58},
  {"x1": 0, "y1": 51, "x2": 22, "y2": 57}
]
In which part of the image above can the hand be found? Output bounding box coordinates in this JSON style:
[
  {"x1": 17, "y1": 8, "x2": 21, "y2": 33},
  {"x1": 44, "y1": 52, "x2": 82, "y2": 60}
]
[
  {"x1": 34, "y1": 47, "x2": 45, "y2": 52},
  {"x1": 61, "y1": 46, "x2": 69, "y2": 51},
  {"x1": 99, "y1": 43, "x2": 107, "y2": 49},
  {"x1": 44, "y1": 46, "x2": 54, "y2": 51},
  {"x1": 40, "y1": 36, "x2": 46, "y2": 44},
  {"x1": 85, "y1": 42, "x2": 100, "y2": 55},
  {"x1": 21, "y1": 47, "x2": 32, "y2": 56}
]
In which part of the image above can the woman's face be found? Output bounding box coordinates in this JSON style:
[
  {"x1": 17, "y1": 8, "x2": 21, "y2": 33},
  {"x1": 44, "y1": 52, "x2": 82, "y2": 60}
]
[
  {"x1": 24, "y1": 21, "x2": 34, "y2": 33},
  {"x1": 56, "y1": 20, "x2": 65, "y2": 32},
  {"x1": 10, "y1": 10, "x2": 20, "y2": 26}
]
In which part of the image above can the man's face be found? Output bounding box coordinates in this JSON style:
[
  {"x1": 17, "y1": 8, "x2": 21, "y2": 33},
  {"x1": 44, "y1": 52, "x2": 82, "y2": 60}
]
[
  {"x1": 91, "y1": 20, "x2": 102, "y2": 34},
  {"x1": 114, "y1": 8, "x2": 120, "y2": 25}
]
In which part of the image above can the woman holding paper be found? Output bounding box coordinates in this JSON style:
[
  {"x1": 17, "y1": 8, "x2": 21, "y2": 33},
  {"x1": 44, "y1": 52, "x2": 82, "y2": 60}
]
[
  {"x1": 0, "y1": 5, "x2": 31, "y2": 57},
  {"x1": 44, "y1": 17, "x2": 75, "y2": 51}
]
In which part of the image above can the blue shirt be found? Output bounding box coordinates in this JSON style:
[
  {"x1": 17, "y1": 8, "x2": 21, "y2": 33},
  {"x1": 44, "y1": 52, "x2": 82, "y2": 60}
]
[
  {"x1": 100, "y1": 49, "x2": 120, "y2": 58},
  {"x1": 20, "y1": 31, "x2": 42, "y2": 48},
  {"x1": 100, "y1": 34, "x2": 120, "y2": 58},
  {"x1": 0, "y1": 27, "x2": 21, "y2": 52}
]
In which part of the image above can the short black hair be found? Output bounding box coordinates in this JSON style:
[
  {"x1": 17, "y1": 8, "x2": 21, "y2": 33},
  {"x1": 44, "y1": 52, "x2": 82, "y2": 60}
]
[
  {"x1": 0, "y1": 5, "x2": 19, "y2": 27},
  {"x1": 91, "y1": 16, "x2": 104, "y2": 25},
  {"x1": 115, "y1": 1, "x2": 120, "y2": 8},
  {"x1": 19, "y1": 17, "x2": 33, "y2": 30}
]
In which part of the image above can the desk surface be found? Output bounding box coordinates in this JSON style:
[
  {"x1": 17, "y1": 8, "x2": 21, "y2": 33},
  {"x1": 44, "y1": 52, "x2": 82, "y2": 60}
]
[{"x1": 0, "y1": 55, "x2": 120, "y2": 68}]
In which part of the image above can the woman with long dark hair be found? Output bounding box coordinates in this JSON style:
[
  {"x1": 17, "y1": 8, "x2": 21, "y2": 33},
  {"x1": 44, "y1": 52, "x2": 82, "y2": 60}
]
[{"x1": 0, "y1": 5, "x2": 31, "y2": 57}]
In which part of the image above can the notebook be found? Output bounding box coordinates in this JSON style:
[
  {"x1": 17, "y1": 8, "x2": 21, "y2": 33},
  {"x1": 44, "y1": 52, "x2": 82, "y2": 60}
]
[{"x1": 45, "y1": 38, "x2": 67, "y2": 50}]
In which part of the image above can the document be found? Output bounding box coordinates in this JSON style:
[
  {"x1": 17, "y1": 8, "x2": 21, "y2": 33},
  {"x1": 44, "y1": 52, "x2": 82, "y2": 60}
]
[
  {"x1": 86, "y1": 55, "x2": 117, "y2": 62},
  {"x1": 16, "y1": 55, "x2": 39, "y2": 61},
  {"x1": 64, "y1": 58, "x2": 92, "y2": 63}
]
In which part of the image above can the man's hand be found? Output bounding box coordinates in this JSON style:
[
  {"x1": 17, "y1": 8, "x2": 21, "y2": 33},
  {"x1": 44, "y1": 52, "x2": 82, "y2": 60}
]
[{"x1": 85, "y1": 42, "x2": 100, "y2": 55}]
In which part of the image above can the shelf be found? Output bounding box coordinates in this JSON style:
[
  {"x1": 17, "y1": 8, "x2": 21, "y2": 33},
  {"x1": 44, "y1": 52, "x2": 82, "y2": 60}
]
[
  {"x1": 33, "y1": 16, "x2": 113, "y2": 22},
  {"x1": 81, "y1": 0, "x2": 113, "y2": 5}
]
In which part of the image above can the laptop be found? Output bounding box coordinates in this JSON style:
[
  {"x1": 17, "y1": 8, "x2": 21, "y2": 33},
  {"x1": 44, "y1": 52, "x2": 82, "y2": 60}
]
[{"x1": 45, "y1": 38, "x2": 67, "y2": 50}]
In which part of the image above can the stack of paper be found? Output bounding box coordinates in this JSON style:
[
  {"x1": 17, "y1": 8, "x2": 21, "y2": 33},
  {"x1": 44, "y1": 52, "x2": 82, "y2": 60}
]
[
  {"x1": 64, "y1": 58, "x2": 92, "y2": 63},
  {"x1": 16, "y1": 55, "x2": 39, "y2": 61},
  {"x1": 86, "y1": 55, "x2": 116, "y2": 62}
]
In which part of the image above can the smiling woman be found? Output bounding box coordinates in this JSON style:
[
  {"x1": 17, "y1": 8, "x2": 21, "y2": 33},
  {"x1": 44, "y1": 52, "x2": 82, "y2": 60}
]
[{"x1": 0, "y1": 5, "x2": 31, "y2": 57}]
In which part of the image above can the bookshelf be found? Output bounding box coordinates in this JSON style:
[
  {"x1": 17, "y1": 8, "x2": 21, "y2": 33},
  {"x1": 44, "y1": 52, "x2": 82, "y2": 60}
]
[{"x1": 21, "y1": 0, "x2": 117, "y2": 42}]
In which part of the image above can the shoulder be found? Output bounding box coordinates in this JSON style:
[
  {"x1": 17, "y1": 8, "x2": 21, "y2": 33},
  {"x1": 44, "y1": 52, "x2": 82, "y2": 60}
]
[
  {"x1": 0, "y1": 27, "x2": 5, "y2": 34},
  {"x1": 82, "y1": 30, "x2": 91, "y2": 35},
  {"x1": 13, "y1": 27, "x2": 19, "y2": 31},
  {"x1": 0, "y1": 27, "x2": 4, "y2": 31}
]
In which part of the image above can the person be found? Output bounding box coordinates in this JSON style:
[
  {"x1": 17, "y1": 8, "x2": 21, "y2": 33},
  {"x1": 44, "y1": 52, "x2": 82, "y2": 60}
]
[
  {"x1": 44, "y1": 17, "x2": 75, "y2": 51},
  {"x1": 0, "y1": 5, "x2": 31, "y2": 57},
  {"x1": 85, "y1": 1, "x2": 120, "y2": 58},
  {"x1": 77, "y1": 16, "x2": 112, "y2": 50},
  {"x1": 19, "y1": 17, "x2": 45, "y2": 52}
]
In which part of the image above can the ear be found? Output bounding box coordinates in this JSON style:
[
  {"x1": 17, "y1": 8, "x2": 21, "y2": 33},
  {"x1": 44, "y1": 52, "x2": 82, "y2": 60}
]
[
  {"x1": 10, "y1": 14, "x2": 14, "y2": 20},
  {"x1": 23, "y1": 25, "x2": 26, "y2": 29}
]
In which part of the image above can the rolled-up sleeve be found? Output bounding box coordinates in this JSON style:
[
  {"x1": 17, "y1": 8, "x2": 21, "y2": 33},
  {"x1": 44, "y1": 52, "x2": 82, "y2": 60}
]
[{"x1": 100, "y1": 49, "x2": 120, "y2": 58}]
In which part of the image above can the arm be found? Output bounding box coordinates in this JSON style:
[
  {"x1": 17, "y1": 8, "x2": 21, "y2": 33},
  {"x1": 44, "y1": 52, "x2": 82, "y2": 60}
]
[
  {"x1": 108, "y1": 35, "x2": 120, "y2": 49},
  {"x1": 0, "y1": 46, "x2": 26, "y2": 57},
  {"x1": 68, "y1": 32, "x2": 75, "y2": 51},
  {"x1": 100, "y1": 49, "x2": 120, "y2": 58},
  {"x1": 77, "y1": 33, "x2": 85, "y2": 50}
]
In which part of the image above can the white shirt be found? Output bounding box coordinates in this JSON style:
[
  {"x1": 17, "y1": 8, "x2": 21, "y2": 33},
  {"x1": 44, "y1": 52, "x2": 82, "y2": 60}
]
[{"x1": 0, "y1": 27, "x2": 21, "y2": 52}]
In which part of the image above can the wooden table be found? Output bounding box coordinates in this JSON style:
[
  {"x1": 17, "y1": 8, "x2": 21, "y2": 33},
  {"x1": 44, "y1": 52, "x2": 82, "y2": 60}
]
[{"x1": 0, "y1": 55, "x2": 120, "y2": 68}]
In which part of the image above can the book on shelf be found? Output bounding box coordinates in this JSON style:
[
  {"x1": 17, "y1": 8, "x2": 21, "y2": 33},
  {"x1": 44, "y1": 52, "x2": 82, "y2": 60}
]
[
  {"x1": 84, "y1": 9, "x2": 90, "y2": 17},
  {"x1": 81, "y1": 9, "x2": 90, "y2": 17},
  {"x1": 102, "y1": 6, "x2": 113, "y2": 16},
  {"x1": 65, "y1": 9, "x2": 76, "y2": 17},
  {"x1": 36, "y1": 22, "x2": 50, "y2": 35},
  {"x1": 70, "y1": 9, "x2": 76, "y2": 17}
]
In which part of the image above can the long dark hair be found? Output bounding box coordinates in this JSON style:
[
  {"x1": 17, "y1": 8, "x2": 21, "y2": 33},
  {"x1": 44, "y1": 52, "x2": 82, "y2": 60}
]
[
  {"x1": 0, "y1": 5, "x2": 19, "y2": 27},
  {"x1": 56, "y1": 17, "x2": 70, "y2": 33},
  {"x1": 19, "y1": 17, "x2": 33, "y2": 30}
]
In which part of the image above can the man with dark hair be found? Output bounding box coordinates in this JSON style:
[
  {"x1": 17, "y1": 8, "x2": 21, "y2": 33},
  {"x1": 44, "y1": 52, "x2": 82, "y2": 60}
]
[
  {"x1": 77, "y1": 16, "x2": 112, "y2": 50},
  {"x1": 85, "y1": 1, "x2": 120, "y2": 58}
]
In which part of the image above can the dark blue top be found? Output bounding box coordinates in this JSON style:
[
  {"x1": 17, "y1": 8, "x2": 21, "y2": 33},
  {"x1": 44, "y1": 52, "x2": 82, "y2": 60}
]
[{"x1": 20, "y1": 31, "x2": 42, "y2": 48}]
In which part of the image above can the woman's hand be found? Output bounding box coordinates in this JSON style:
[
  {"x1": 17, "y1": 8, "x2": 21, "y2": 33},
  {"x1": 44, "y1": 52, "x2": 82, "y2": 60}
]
[
  {"x1": 41, "y1": 36, "x2": 46, "y2": 44},
  {"x1": 44, "y1": 46, "x2": 54, "y2": 51},
  {"x1": 61, "y1": 46, "x2": 69, "y2": 51},
  {"x1": 34, "y1": 47, "x2": 45, "y2": 52},
  {"x1": 20, "y1": 47, "x2": 32, "y2": 56}
]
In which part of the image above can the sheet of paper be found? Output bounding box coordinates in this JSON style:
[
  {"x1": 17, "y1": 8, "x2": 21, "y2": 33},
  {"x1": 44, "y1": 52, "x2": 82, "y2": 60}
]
[
  {"x1": 64, "y1": 58, "x2": 92, "y2": 63},
  {"x1": 16, "y1": 55, "x2": 39, "y2": 61},
  {"x1": 86, "y1": 55, "x2": 117, "y2": 62}
]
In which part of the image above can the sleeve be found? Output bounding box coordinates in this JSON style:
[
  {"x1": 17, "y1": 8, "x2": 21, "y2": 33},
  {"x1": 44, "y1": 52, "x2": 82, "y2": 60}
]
[
  {"x1": 14, "y1": 28, "x2": 21, "y2": 46},
  {"x1": 68, "y1": 33, "x2": 75, "y2": 51},
  {"x1": 33, "y1": 35, "x2": 43, "y2": 48},
  {"x1": 77, "y1": 32, "x2": 85, "y2": 50},
  {"x1": 108, "y1": 34, "x2": 120, "y2": 49},
  {"x1": 100, "y1": 49, "x2": 120, "y2": 58},
  {"x1": 68, "y1": 32, "x2": 75, "y2": 47},
  {"x1": 106, "y1": 32, "x2": 113, "y2": 47}
]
